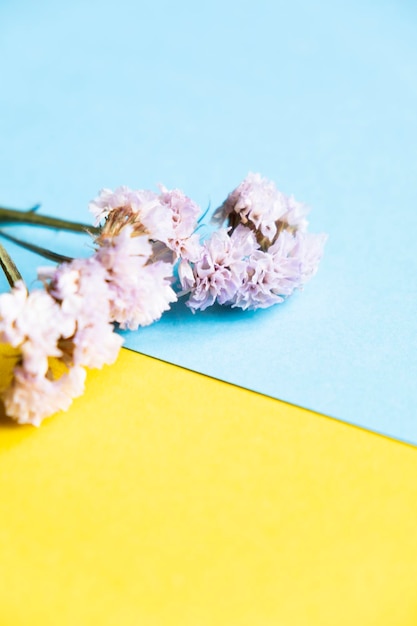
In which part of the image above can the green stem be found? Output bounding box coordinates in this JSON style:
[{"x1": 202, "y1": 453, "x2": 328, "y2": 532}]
[
  {"x1": 0, "y1": 231, "x2": 73, "y2": 264},
  {"x1": 0, "y1": 243, "x2": 23, "y2": 287},
  {"x1": 0, "y1": 205, "x2": 100, "y2": 235}
]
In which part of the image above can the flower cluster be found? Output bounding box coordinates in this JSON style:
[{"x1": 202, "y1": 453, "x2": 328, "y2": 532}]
[
  {"x1": 0, "y1": 174, "x2": 326, "y2": 426},
  {"x1": 89, "y1": 185, "x2": 202, "y2": 263},
  {"x1": 180, "y1": 173, "x2": 327, "y2": 311}
]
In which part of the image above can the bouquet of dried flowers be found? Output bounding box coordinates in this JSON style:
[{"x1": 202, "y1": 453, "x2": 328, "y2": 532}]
[{"x1": 0, "y1": 173, "x2": 327, "y2": 426}]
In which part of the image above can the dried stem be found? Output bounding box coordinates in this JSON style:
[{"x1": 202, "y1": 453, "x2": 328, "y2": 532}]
[
  {"x1": 0, "y1": 243, "x2": 23, "y2": 287},
  {"x1": 0, "y1": 205, "x2": 100, "y2": 235},
  {"x1": 0, "y1": 231, "x2": 73, "y2": 264}
]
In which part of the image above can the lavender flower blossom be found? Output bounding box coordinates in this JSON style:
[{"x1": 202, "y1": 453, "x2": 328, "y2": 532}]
[
  {"x1": 3, "y1": 365, "x2": 86, "y2": 427},
  {"x1": 290, "y1": 231, "x2": 328, "y2": 283},
  {"x1": 181, "y1": 225, "x2": 258, "y2": 311},
  {"x1": 95, "y1": 225, "x2": 177, "y2": 329},
  {"x1": 89, "y1": 186, "x2": 170, "y2": 239},
  {"x1": 232, "y1": 230, "x2": 327, "y2": 311},
  {"x1": 39, "y1": 256, "x2": 123, "y2": 369},
  {"x1": 0, "y1": 174, "x2": 326, "y2": 426},
  {"x1": 0, "y1": 281, "x2": 75, "y2": 377},
  {"x1": 158, "y1": 186, "x2": 202, "y2": 262},
  {"x1": 90, "y1": 185, "x2": 202, "y2": 262},
  {"x1": 0, "y1": 258, "x2": 123, "y2": 425},
  {"x1": 183, "y1": 187, "x2": 326, "y2": 312},
  {"x1": 213, "y1": 172, "x2": 309, "y2": 246},
  {"x1": 0, "y1": 281, "x2": 86, "y2": 425}
]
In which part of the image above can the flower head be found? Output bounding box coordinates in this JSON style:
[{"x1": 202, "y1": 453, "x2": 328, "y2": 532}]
[
  {"x1": 0, "y1": 174, "x2": 326, "y2": 426},
  {"x1": 0, "y1": 281, "x2": 89, "y2": 426},
  {"x1": 90, "y1": 184, "x2": 203, "y2": 262},
  {"x1": 213, "y1": 172, "x2": 309, "y2": 247},
  {"x1": 95, "y1": 225, "x2": 177, "y2": 329},
  {"x1": 90, "y1": 186, "x2": 172, "y2": 242},
  {"x1": 158, "y1": 186, "x2": 202, "y2": 261},
  {"x1": 288, "y1": 231, "x2": 328, "y2": 283},
  {"x1": 3, "y1": 365, "x2": 86, "y2": 426},
  {"x1": 39, "y1": 256, "x2": 123, "y2": 369},
  {"x1": 232, "y1": 229, "x2": 327, "y2": 310},
  {"x1": 0, "y1": 281, "x2": 74, "y2": 376},
  {"x1": 182, "y1": 225, "x2": 258, "y2": 311},
  {"x1": 182, "y1": 218, "x2": 327, "y2": 312}
]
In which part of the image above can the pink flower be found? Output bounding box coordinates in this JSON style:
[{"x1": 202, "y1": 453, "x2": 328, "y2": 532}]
[
  {"x1": 232, "y1": 231, "x2": 302, "y2": 311},
  {"x1": 3, "y1": 365, "x2": 86, "y2": 426},
  {"x1": 232, "y1": 230, "x2": 327, "y2": 311},
  {"x1": 39, "y1": 256, "x2": 123, "y2": 369},
  {"x1": 0, "y1": 257, "x2": 124, "y2": 425},
  {"x1": 89, "y1": 186, "x2": 159, "y2": 225},
  {"x1": 95, "y1": 225, "x2": 177, "y2": 329},
  {"x1": 289, "y1": 232, "x2": 328, "y2": 282},
  {"x1": 0, "y1": 280, "x2": 31, "y2": 346},
  {"x1": 0, "y1": 281, "x2": 75, "y2": 376},
  {"x1": 280, "y1": 194, "x2": 309, "y2": 233},
  {"x1": 0, "y1": 175, "x2": 326, "y2": 427},
  {"x1": 182, "y1": 225, "x2": 258, "y2": 312},
  {"x1": 182, "y1": 221, "x2": 327, "y2": 312},
  {"x1": 0, "y1": 281, "x2": 91, "y2": 426},
  {"x1": 213, "y1": 172, "x2": 309, "y2": 244},
  {"x1": 90, "y1": 185, "x2": 203, "y2": 262},
  {"x1": 158, "y1": 186, "x2": 203, "y2": 261}
]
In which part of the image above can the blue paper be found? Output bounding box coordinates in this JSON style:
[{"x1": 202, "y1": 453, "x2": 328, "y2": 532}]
[{"x1": 1, "y1": 0, "x2": 416, "y2": 443}]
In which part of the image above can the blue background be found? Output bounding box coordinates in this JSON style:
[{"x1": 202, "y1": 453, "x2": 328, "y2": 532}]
[{"x1": 1, "y1": 0, "x2": 417, "y2": 443}]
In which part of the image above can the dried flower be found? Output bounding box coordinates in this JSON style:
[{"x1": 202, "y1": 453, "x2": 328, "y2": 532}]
[
  {"x1": 95, "y1": 225, "x2": 177, "y2": 329},
  {"x1": 0, "y1": 281, "x2": 75, "y2": 377},
  {"x1": 290, "y1": 231, "x2": 328, "y2": 283},
  {"x1": 183, "y1": 171, "x2": 326, "y2": 312},
  {"x1": 3, "y1": 365, "x2": 86, "y2": 427},
  {"x1": 213, "y1": 172, "x2": 309, "y2": 247},
  {"x1": 0, "y1": 281, "x2": 86, "y2": 425},
  {"x1": 158, "y1": 186, "x2": 202, "y2": 261},
  {"x1": 39, "y1": 256, "x2": 123, "y2": 369},
  {"x1": 89, "y1": 186, "x2": 169, "y2": 240},
  {"x1": 90, "y1": 185, "x2": 202, "y2": 262},
  {"x1": 232, "y1": 230, "x2": 327, "y2": 311},
  {"x1": 181, "y1": 225, "x2": 258, "y2": 311},
  {"x1": 0, "y1": 173, "x2": 327, "y2": 426}
]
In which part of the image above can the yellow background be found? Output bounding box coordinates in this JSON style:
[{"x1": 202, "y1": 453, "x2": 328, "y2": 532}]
[{"x1": 1, "y1": 348, "x2": 417, "y2": 625}]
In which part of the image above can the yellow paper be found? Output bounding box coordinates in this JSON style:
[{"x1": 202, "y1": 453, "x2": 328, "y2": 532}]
[{"x1": 1, "y1": 348, "x2": 417, "y2": 625}]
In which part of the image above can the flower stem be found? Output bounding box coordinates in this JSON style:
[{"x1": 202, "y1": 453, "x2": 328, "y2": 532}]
[
  {"x1": 0, "y1": 231, "x2": 73, "y2": 264},
  {"x1": 0, "y1": 206, "x2": 100, "y2": 235},
  {"x1": 0, "y1": 242, "x2": 23, "y2": 287}
]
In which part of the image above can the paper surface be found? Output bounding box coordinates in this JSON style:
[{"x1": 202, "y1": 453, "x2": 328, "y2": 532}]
[
  {"x1": 1, "y1": 0, "x2": 417, "y2": 442},
  {"x1": 2, "y1": 348, "x2": 417, "y2": 625}
]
